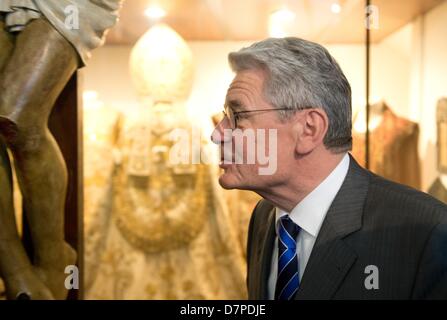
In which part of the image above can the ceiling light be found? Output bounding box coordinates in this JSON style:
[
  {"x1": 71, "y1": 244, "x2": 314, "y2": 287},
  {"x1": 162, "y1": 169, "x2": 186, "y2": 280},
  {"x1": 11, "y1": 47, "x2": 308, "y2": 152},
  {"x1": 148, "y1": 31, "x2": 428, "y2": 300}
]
[
  {"x1": 270, "y1": 8, "x2": 296, "y2": 23},
  {"x1": 331, "y1": 3, "x2": 341, "y2": 14},
  {"x1": 145, "y1": 5, "x2": 166, "y2": 20},
  {"x1": 268, "y1": 7, "x2": 296, "y2": 38}
]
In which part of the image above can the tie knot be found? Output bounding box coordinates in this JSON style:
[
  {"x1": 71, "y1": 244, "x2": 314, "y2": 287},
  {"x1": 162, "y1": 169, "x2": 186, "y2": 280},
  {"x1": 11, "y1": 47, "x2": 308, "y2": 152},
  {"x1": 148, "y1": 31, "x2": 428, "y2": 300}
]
[{"x1": 278, "y1": 215, "x2": 300, "y2": 243}]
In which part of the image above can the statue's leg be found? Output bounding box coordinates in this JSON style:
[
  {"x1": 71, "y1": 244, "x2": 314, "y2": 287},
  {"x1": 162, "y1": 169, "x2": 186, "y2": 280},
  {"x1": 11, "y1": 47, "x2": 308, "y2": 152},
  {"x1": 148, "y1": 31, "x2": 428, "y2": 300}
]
[
  {"x1": 0, "y1": 18, "x2": 78, "y2": 299},
  {"x1": 0, "y1": 18, "x2": 54, "y2": 300},
  {"x1": 0, "y1": 18, "x2": 16, "y2": 263},
  {"x1": 0, "y1": 141, "x2": 55, "y2": 300}
]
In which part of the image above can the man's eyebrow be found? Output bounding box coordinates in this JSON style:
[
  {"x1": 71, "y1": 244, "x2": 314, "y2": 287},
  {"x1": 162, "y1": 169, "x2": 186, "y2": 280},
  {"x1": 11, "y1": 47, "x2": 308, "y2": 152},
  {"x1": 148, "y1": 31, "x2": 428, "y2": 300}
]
[{"x1": 225, "y1": 99, "x2": 244, "y2": 111}]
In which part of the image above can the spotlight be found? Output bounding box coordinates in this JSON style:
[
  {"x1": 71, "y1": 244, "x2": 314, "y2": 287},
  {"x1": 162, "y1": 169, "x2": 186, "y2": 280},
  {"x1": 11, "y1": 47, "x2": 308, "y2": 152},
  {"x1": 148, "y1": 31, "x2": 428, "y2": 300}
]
[
  {"x1": 145, "y1": 5, "x2": 166, "y2": 19},
  {"x1": 331, "y1": 3, "x2": 341, "y2": 14}
]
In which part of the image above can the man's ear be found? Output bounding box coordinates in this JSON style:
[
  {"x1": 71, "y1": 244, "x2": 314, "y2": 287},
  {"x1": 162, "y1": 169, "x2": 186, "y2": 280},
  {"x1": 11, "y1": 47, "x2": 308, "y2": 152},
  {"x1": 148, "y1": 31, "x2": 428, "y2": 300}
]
[{"x1": 293, "y1": 109, "x2": 329, "y2": 155}]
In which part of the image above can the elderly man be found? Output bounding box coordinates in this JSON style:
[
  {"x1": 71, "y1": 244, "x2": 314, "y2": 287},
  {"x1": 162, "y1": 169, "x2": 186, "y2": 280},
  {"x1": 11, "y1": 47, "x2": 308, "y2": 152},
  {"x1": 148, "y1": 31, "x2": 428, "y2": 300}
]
[{"x1": 211, "y1": 37, "x2": 447, "y2": 300}]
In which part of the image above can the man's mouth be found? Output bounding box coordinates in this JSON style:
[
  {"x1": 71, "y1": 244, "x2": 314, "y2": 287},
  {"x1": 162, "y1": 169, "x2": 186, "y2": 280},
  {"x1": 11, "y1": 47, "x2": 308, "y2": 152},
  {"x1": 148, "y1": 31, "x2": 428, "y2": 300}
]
[
  {"x1": 220, "y1": 158, "x2": 232, "y2": 167},
  {"x1": 220, "y1": 147, "x2": 234, "y2": 165},
  {"x1": 219, "y1": 163, "x2": 230, "y2": 169}
]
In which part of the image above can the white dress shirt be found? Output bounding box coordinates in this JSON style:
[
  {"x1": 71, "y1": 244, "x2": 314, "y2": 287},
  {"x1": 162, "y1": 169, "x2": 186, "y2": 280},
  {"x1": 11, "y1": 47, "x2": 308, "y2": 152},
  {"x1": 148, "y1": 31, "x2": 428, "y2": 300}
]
[{"x1": 267, "y1": 153, "x2": 350, "y2": 299}]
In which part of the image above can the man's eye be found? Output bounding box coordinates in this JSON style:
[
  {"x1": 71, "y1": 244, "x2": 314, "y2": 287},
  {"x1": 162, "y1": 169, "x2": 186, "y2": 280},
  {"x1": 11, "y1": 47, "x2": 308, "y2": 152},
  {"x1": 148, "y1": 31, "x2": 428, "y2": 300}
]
[{"x1": 235, "y1": 113, "x2": 247, "y2": 120}]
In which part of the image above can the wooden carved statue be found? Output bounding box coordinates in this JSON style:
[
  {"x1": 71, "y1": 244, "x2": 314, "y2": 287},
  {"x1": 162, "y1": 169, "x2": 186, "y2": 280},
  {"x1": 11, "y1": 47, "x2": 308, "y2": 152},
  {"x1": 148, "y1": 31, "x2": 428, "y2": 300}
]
[{"x1": 0, "y1": 0, "x2": 122, "y2": 300}]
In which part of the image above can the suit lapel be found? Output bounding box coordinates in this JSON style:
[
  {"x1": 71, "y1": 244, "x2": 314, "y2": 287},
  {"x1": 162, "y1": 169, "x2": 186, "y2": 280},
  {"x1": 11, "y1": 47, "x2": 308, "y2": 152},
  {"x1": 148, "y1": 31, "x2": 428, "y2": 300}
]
[
  {"x1": 295, "y1": 155, "x2": 370, "y2": 299},
  {"x1": 253, "y1": 204, "x2": 276, "y2": 299}
]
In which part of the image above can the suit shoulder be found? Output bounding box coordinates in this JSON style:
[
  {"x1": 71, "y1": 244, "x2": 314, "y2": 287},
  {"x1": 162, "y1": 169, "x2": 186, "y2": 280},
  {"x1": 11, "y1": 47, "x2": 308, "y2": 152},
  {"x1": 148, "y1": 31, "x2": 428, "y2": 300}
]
[{"x1": 368, "y1": 173, "x2": 447, "y2": 222}]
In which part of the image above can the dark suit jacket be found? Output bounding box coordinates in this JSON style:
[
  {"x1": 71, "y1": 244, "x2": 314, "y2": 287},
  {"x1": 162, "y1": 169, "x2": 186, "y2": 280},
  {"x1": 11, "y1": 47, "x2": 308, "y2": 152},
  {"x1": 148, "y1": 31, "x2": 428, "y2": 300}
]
[{"x1": 246, "y1": 154, "x2": 447, "y2": 299}]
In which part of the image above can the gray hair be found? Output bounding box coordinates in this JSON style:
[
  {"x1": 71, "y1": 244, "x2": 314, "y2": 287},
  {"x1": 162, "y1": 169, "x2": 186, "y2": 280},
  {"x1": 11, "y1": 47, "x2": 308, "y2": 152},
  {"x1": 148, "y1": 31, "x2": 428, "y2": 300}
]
[{"x1": 228, "y1": 37, "x2": 352, "y2": 153}]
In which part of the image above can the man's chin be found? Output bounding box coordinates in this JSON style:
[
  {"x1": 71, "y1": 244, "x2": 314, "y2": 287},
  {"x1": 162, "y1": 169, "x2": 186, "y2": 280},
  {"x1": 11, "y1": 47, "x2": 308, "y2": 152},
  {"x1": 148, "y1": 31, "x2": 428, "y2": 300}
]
[
  {"x1": 218, "y1": 171, "x2": 243, "y2": 190},
  {"x1": 218, "y1": 175, "x2": 238, "y2": 190},
  {"x1": 218, "y1": 171, "x2": 253, "y2": 191}
]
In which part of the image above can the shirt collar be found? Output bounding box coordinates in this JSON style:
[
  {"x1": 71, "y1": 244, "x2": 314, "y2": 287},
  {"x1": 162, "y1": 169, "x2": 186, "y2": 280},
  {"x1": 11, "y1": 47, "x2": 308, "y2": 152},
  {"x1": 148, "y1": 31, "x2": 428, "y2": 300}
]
[{"x1": 275, "y1": 153, "x2": 350, "y2": 237}]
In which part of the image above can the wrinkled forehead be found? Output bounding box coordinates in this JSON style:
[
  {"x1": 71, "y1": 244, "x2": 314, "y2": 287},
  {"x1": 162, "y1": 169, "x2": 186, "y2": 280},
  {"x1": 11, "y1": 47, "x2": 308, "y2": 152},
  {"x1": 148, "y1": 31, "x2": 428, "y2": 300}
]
[{"x1": 225, "y1": 69, "x2": 267, "y2": 110}]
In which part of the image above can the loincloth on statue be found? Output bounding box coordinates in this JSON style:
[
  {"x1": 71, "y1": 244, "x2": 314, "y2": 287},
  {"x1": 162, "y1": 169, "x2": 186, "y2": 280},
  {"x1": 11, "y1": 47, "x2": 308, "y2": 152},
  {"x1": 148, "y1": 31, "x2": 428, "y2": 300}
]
[
  {"x1": 0, "y1": 0, "x2": 123, "y2": 66},
  {"x1": 0, "y1": 0, "x2": 41, "y2": 32}
]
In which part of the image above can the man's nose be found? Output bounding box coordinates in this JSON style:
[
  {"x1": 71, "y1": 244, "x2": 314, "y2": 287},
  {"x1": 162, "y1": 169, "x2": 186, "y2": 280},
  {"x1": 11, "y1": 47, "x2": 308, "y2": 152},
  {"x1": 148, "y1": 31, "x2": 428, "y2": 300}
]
[{"x1": 211, "y1": 118, "x2": 231, "y2": 145}]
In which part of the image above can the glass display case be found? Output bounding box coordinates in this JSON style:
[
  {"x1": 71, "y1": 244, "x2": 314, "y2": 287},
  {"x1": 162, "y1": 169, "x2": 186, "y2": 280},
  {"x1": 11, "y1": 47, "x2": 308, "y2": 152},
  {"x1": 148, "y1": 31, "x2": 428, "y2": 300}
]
[{"x1": 364, "y1": 0, "x2": 447, "y2": 198}]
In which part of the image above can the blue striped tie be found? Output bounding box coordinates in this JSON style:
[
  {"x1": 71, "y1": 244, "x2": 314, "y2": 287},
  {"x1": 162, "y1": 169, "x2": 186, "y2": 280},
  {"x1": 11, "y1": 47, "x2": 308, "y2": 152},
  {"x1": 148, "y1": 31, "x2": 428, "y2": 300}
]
[{"x1": 275, "y1": 215, "x2": 301, "y2": 300}]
